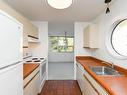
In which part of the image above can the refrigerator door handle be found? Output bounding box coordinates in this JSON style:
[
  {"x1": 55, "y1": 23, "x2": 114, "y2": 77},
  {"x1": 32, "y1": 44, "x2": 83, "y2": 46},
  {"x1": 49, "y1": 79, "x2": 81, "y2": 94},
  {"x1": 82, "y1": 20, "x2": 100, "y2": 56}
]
[{"x1": 0, "y1": 61, "x2": 22, "y2": 70}]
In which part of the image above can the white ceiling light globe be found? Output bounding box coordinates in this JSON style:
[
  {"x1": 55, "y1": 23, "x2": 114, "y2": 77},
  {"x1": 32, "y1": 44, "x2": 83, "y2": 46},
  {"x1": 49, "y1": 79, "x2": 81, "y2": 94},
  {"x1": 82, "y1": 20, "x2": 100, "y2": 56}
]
[{"x1": 47, "y1": 0, "x2": 73, "y2": 9}]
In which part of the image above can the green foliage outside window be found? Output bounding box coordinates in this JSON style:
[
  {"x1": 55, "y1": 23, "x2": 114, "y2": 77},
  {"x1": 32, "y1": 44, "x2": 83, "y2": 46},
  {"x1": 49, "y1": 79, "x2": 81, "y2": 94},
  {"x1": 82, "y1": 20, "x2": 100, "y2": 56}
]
[{"x1": 49, "y1": 36, "x2": 74, "y2": 52}]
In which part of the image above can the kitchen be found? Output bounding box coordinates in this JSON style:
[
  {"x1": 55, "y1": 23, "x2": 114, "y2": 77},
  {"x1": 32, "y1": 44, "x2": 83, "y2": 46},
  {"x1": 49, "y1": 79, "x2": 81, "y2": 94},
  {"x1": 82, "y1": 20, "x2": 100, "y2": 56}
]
[{"x1": 0, "y1": 0, "x2": 127, "y2": 95}]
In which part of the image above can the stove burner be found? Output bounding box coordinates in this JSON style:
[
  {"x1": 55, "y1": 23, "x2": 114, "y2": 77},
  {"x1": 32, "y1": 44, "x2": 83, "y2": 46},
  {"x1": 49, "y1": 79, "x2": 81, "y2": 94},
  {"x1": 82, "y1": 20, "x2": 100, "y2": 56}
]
[
  {"x1": 26, "y1": 61, "x2": 32, "y2": 62},
  {"x1": 32, "y1": 58, "x2": 44, "y2": 60},
  {"x1": 25, "y1": 57, "x2": 45, "y2": 63},
  {"x1": 34, "y1": 60, "x2": 41, "y2": 62},
  {"x1": 32, "y1": 58, "x2": 38, "y2": 60},
  {"x1": 40, "y1": 58, "x2": 44, "y2": 60}
]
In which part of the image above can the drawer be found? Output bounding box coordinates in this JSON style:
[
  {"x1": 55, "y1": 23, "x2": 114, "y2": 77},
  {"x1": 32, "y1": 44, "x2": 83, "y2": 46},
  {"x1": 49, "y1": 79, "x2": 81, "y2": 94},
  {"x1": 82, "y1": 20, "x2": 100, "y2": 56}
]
[{"x1": 24, "y1": 67, "x2": 39, "y2": 87}]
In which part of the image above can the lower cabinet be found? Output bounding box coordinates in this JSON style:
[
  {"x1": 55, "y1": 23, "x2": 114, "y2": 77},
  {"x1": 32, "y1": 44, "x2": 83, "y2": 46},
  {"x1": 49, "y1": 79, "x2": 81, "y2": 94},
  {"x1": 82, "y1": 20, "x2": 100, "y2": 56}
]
[
  {"x1": 83, "y1": 75, "x2": 98, "y2": 95},
  {"x1": 76, "y1": 63, "x2": 109, "y2": 95},
  {"x1": 76, "y1": 63, "x2": 84, "y2": 94},
  {"x1": 24, "y1": 73, "x2": 40, "y2": 95}
]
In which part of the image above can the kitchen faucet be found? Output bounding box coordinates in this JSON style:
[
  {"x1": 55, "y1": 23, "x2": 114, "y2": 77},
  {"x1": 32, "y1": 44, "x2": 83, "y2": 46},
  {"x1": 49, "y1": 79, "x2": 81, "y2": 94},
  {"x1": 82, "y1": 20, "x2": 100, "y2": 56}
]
[{"x1": 102, "y1": 61, "x2": 114, "y2": 69}]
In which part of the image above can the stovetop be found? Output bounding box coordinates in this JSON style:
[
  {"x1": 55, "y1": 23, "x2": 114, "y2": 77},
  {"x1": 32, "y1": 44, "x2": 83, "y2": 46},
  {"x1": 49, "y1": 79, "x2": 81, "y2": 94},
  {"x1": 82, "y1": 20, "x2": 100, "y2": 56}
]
[
  {"x1": 25, "y1": 57, "x2": 45, "y2": 63},
  {"x1": 32, "y1": 58, "x2": 44, "y2": 60}
]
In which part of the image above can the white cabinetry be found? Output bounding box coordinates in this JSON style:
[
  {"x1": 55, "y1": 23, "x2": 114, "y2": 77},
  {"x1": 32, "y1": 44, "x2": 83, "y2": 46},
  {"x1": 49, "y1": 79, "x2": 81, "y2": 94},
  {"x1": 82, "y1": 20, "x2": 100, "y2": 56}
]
[
  {"x1": 83, "y1": 69, "x2": 109, "y2": 95},
  {"x1": 28, "y1": 23, "x2": 39, "y2": 43},
  {"x1": 83, "y1": 24, "x2": 99, "y2": 48},
  {"x1": 28, "y1": 25, "x2": 38, "y2": 38},
  {"x1": 31, "y1": 73, "x2": 40, "y2": 95},
  {"x1": 24, "y1": 73, "x2": 39, "y2": 95},
  {"x1": 76, "y1": 63, "x2": 84, "y2": 94},
  {"x1": 24, "y1": 67, "x2": 40, "y2": 95},
  {"x1": 23, "y1": 22, "x2": 39, "y2": 45},
  {"x1": 76, "y1": 63, "x2": 109, "y2": 95},
  {"x1": 83, "y1": 75, "x2": 99, "y2": 95},
  {"x1": 23, "y1": 30, "x2": 28, "y2": 47}
]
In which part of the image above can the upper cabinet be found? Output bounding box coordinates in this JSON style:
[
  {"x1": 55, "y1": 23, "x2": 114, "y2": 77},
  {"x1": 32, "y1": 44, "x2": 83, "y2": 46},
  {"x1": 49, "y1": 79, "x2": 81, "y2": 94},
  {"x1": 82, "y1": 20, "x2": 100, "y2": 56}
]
[
  {"x1": 27, "y1": 22, "x2": 39, "y2": 43},
  {"x1": 0, "y1": 1, "x2": 39, "y2": 46},
  {"x1": 28, "y1": 24, "x2": 38, "y2": 38},
  {"x1": 83, "y1": 24, "x2": 99, "y2": 49}
]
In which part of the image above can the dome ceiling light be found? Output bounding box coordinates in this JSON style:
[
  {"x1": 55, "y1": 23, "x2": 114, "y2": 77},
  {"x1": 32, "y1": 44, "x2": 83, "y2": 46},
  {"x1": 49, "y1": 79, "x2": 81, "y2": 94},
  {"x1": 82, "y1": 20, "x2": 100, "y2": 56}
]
[{"x1": 47, "y1": 0, "x2": 73, "y2": 9}]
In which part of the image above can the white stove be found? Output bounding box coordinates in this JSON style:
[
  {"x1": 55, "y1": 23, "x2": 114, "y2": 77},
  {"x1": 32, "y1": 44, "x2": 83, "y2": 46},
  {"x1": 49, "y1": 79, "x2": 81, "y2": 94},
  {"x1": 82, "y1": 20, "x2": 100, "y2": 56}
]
[{"x1": 24, "y1": 57, "x2": 46, "y2": 93}]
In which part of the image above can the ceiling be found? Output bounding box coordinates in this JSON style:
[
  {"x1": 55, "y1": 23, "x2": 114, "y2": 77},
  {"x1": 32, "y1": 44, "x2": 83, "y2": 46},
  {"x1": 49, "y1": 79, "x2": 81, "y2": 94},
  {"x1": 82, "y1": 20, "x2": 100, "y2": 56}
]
[{"x1": 4, "y1": 0, "x2": 108, "y2": 23}]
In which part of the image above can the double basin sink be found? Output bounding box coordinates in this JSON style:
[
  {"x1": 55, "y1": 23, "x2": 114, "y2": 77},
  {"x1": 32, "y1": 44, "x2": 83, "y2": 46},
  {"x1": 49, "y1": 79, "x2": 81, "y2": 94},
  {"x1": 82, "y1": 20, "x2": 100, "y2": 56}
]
[{"x1": 89, "y1": 66, "x2": 123, "y2": 76}]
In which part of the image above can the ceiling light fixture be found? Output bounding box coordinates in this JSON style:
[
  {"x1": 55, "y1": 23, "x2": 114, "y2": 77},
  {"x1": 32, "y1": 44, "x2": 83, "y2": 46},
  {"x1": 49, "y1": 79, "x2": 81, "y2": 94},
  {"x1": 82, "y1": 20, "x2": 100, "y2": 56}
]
[
  {"x1": 47, "y1": 0, "x2": 73, "y2": 9},
  {"x1": 105, "y1": 0, "x2": 112, "y2": 14}
]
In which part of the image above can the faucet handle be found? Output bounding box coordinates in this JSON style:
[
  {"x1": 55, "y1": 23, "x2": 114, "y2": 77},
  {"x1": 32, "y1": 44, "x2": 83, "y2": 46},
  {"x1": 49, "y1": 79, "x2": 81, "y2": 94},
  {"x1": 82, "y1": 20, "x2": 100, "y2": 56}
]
[
  {"x1": 110, "y1": 62, "x2": 115, "y2": 69},
  {"x1": 101, "y1": 61, "x2": 114, "y2": 69}
]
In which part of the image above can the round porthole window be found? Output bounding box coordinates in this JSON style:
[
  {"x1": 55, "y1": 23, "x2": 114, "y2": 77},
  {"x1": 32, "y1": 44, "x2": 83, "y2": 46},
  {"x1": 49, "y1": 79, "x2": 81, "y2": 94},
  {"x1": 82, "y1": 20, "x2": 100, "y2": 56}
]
[
  {"x1": 107, "y1": 19, "x2": 127, "y2": 59},
  {"x1": 111, "y1": 19, "x2": 127, "y2": 57}
]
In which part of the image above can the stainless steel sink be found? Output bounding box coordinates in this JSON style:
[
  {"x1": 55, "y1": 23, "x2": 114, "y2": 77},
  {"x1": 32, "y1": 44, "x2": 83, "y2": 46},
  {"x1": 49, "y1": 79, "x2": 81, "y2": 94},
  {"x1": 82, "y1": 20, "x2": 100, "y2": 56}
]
[{"x1": 89, "y1": 66, "x2": 123, "y2": 76}]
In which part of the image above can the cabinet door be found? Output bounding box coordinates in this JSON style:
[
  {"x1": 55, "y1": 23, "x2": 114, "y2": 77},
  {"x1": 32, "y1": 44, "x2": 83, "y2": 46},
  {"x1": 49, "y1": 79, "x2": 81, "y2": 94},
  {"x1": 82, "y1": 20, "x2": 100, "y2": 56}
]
[
  {"x1": 83, "y1": 75, "x2": 99, "y2": 95},
  {"x1": 31, "y1": 73, "x2": 40, "y2": 95},
  {"x1": 83, "y1": 24, "x2": 99, "y2": 48},
  {"x1": 83, "y1": 26, "x2": 90, "y2": 48},
  {"x1": 24, "y1": 73, "x2": 39, "y2": 95},
  {"x1": 28, "y1": 23, "x2": 38, "y2": 38},
  {"x1": 89, "y1": 25, "x2": 99, "y2": 48},
  {"x1": 76, "y1": 64, "x2": 84, "y2": 94},
  {"x1": 76, "y1": 62, "x2": 99, "y2": 95},
  {"x1": 24, "y1": 81, "x2": 32, "y2": 95},
  {"x1": 84, "y1": 69, "x2": 109, "y2": 95},
  {"x1": 76, "y1": 65, "x2": 81, "y2": 90},
  {"x1": 23, "y1": 30, "x2": 28, "y2": 47}
]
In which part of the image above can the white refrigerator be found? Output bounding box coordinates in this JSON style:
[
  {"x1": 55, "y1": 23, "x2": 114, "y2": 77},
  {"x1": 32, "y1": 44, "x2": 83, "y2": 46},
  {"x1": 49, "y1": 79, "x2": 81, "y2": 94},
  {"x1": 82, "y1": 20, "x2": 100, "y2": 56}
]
[{"x1": 0, "y1": 10, "x2": 23, "y2": 95}]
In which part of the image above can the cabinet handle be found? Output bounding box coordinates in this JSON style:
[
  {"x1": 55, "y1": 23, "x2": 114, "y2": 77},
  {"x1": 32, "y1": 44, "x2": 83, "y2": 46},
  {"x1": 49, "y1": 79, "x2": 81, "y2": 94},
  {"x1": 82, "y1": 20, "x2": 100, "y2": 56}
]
[{"x1": 28, "y1": 35, "x2": 39, "y2": 39}]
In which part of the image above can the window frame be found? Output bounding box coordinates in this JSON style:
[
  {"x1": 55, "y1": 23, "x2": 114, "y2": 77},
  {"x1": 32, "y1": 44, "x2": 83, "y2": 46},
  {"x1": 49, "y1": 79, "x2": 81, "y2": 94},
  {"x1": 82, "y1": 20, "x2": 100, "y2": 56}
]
[
  {"x1": 110, "y1": 19, "x2": 127, "y2": 57},
  {"x1": 106, "y1": 19, "x2": 127, "y2": 59},
  {"x1": 49, "y1": 36, "x2": 74, "y2": 53}
]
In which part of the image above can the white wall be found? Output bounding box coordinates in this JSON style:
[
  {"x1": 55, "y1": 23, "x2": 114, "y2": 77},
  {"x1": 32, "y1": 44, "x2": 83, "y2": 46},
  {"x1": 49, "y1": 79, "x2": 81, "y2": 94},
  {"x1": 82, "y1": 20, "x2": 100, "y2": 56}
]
[
  {"x1": 48, "y1": 22, "x2": 74, "y2": 63},
  {"x1": 29, "y1": 21, "x2": 48, "y2": 58},
  {"x1": 48, "y1": 53, "x2": 74, "y2": 63},
  {"x1": 49, "y1": 22, "x2": 74, "y2": 36},
  {"x1": 91, "y1": 0, "x2": 127, "y2": 68}
]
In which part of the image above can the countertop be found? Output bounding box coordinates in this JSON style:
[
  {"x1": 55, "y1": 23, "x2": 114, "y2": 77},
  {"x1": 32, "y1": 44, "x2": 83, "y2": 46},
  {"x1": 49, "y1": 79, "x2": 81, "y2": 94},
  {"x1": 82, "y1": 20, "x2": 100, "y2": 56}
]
[
  {"x1": 76, "y1": 56, "x2": 127, "y2": 95},
  {"x1": 23, "y1": 63, "x2": 39, "y2": 79}
]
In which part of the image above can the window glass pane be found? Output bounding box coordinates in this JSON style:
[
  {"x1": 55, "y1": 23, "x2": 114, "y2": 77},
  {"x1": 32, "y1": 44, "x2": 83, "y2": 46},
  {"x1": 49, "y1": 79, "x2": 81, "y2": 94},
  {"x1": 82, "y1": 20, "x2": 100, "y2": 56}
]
[
  {"x1": 58, "y1": 37, "x2": 66, "y2": 46},
  {"x1": 111, "y1": 20, "x2": 127, "y2": 56},
  {"x1": 66, "y1": 46, "x2": 73, "y2": 52},
  {"x1": 67, "y1": 38, "x2": 74, "y2": 46},
  {"x1": 50, "y1": 37, "x2": 58, "y2": 52},
  {"x1": 58, "y1": 46, "x2": 66, "y2": 52}
]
